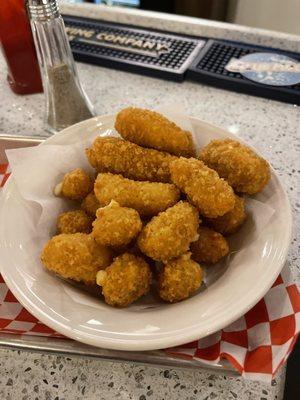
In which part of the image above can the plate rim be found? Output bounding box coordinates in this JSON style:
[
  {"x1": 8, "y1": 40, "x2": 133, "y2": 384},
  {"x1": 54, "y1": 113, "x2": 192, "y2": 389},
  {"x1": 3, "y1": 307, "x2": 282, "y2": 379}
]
[{"x1": 0, "y1": 114, "x2": 292, "y2": 351}]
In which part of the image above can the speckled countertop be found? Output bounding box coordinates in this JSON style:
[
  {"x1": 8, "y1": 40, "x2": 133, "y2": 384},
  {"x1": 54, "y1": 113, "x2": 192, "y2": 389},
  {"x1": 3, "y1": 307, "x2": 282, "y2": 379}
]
[{"x1": 0, "y1": 3, "x2": 299, "y2": 400}]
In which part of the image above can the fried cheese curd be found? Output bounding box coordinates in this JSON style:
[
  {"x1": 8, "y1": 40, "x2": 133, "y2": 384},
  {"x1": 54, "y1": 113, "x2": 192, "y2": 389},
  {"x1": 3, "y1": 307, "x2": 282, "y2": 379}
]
[
  {"x1": 138, "y1": 201, "x2": 199, "y2": 261},
  {"x1": 191, "y1": 226, "x2": 229, "y2": 264},
  {"x1": 92, "y1": 200, "x2": 142, "y2": 247},
  {"x1": 86, "y1": 137, "x2": 177, "y2": 183},
  {"x1": 41, "y1": 233, "x2": 113, "y2": 285},
  {"x1": 57, "y1": 210, "x2": 93, "y2": 234},
  {"x1": 199, "y1": 138, "x2": 270, "y2": 194},
  {"x1": 158, "y1": 253, "x2": 203, "y2": 303},
  {"x1": 96, "y1": 253, "x2": 152, "y2": 307},
  {"x1": 170, "y1": 157, "x2": 235, "y2": 218},
  {"x1": 115, "y1": 107, "x2": 196, "y2": 157},
  {"x1": 81, "y1": 191, "x2": 100, "y2": 216},
  {"x1": 206, "y1": 195, "x2": 246, "y2": 235},
  {"x1": 54, "y1": 168, "x2": 93, "y2": 200},
  {"x1": 94, "y1": 173, "x2": 180, "y2": 217}
]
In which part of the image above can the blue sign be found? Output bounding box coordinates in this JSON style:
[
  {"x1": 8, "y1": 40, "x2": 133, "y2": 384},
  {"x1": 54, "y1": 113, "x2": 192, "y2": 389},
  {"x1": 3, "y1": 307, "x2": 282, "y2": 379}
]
[{"x1": 226, "y1": 52, "x2": 300, "y2": 87}]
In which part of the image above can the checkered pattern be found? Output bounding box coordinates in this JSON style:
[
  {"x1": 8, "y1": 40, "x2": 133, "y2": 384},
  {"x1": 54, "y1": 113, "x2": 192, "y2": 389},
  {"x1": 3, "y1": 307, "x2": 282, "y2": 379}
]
[
  {"x1": 0, "y1": 164, "x2": 11, "y2": 188},
  {"x1": 0, "y1": 164, "x2": 299, "y2": 380},
  {"x1": 0, "y1": 274, "x2": 62, "y2": 337},
  {"x1": 168, "y1": 272, "x2": 300, "y2": 381}
]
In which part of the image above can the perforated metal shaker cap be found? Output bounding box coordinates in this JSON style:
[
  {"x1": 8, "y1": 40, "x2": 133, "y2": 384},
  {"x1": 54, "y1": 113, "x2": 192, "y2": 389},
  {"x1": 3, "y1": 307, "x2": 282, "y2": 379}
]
[{"x1": 26, "y1": 0, "x2": 60, "y2": 21}]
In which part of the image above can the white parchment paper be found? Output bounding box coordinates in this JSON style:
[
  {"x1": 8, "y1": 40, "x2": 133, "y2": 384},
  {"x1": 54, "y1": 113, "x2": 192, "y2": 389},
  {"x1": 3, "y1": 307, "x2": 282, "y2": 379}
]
[{"x1": 5, "y1": 106, "x2": 274, "y2": 293}]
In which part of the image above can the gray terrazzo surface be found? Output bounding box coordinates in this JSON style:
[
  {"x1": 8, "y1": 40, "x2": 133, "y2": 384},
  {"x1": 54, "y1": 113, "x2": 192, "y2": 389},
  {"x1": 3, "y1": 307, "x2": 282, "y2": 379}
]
[
  {"x1": 0, "y1": 4, "x2": 299, "y2": 399},
  {"x1": 0, "y1": 349, "x2": 286, "y2": 400},
  {"x1": 61, "y1": 3, "x2": 300, "y2": 52}
]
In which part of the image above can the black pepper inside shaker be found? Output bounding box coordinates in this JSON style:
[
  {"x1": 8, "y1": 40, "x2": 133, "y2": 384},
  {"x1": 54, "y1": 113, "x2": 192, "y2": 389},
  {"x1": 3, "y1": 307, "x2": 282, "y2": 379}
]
[{"x1": 26, "y1": 0, "x2": 95, "y2": 133}]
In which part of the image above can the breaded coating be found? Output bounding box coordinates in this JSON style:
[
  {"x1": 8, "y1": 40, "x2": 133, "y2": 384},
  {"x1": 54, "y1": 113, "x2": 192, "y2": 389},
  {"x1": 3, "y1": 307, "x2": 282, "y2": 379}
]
[
  {"x1": 81, "y1": 191, "x2": 100, "y2": 216},
  {"x1": 138, "y1": 201, "x2": 199, "y2": 261},
  {"x1": 158, "y1": 253, "x2": 203, "y2": 303},
  {"x1": 112, "y1": 240, "x2": 155, "y2": 270},
  {"x1": 115, "y1": 107, "x2": 195, "y2": 157},
  {"x1": 96, "y1": 253, "x2": 152, "y2": 307},
  {"x1": 199, "y1": 139, "x2": 270, "y2": 194},
  {"x1": 94, "y1": 173, "x2": 180, "y2": 217},
  {"x1": 206, "y1": 195, "x2": 246, "y2": 235},
  {"x1": 57, "y1": 210, "x2": 93, "y2": 234},
  {"x1": 92, "y1": 200, "x2": 142, "y2": 247},
  {"x1": 41, "y1": 233, "x2": 113, "y2": 285},
  {"x1": 191, "y1": 226, "x2": 229, "y2": 264},
  {"x1": 55, "y1": 168, "x2": 93, "y2": 200},
  {"x1": 170, "y1": 157, "x2": 235, "y2": 218},
  {"x1": 86, "y1": 137, "x2": 177, "y2": 183}
]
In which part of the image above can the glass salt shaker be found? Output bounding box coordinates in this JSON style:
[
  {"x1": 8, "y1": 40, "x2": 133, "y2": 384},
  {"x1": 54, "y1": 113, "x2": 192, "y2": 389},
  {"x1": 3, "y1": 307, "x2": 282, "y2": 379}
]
[{"x1": 26, "y1": 0, "x2": 95, "y2": 134}]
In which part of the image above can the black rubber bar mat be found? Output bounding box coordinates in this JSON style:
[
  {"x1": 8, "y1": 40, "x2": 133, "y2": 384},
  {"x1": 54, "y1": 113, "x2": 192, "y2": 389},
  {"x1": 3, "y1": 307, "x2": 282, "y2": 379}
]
[
  {"x1": 63, "y1": 15, "x2": 205, "y2": 82},
  {"x1": 187, "y1": 39, "x2": 300, "y2": 104},
  {"x1": 63, "y1": 15, "x2": 300, "y2": 104}
]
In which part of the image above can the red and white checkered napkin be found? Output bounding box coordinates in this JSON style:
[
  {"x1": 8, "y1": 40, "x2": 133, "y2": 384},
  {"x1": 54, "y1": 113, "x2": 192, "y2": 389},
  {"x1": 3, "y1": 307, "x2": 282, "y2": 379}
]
[
  {"x1": 1, "y1": 164, "x2": 299, "y2": 381},
  {"x1": 168, "y1": 270, "x2": 299, "y2": 381}
]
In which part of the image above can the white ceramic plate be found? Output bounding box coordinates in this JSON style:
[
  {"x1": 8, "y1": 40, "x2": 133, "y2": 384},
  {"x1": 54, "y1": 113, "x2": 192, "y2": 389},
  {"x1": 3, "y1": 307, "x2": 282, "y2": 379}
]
[{"x1": 0, "y1": 115, "x2": 292, "y2": 351}]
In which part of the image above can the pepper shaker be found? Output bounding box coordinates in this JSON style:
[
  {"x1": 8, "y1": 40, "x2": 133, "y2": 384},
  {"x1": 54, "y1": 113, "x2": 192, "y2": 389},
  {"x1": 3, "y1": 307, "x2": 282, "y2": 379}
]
[{"x1": 26, "y1": 0, "x2": 95, "y2": 133}]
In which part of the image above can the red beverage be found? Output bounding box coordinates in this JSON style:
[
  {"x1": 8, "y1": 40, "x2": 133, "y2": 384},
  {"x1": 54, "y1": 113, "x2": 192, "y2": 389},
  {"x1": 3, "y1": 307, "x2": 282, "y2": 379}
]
[{"x1": 0, "y1": 0, "x2": 43, "y2": 94}]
